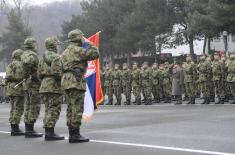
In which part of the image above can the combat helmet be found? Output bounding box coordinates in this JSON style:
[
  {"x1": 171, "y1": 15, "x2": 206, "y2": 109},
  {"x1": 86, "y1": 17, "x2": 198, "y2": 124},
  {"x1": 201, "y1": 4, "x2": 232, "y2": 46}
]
[
  {"x1": 24, "y1": 37, "x2": 37, "y2": 49},
  {"x1": 11, "y1": 49, "x2": 24, "y2": 61},
  {"x1": 45, "y1": 37, "x2": 60, "y2": 51},
  {"x1": 68, "y1": 29, "x2": 84, "y2": 42}
]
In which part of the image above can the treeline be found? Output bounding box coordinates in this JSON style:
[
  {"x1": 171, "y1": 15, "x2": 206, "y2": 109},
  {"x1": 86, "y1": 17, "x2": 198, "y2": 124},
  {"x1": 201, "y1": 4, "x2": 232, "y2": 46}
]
[
  {"x1": 0, "y1": 0, "x2": 82, "y2": 66},
  {"x1": 61, "y1": 0, "x2": 235, "y2": 61}
]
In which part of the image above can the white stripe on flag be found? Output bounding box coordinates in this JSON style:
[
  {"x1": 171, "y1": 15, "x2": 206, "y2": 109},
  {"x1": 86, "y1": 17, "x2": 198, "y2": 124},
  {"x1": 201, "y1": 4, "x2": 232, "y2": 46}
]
[{"x1": 83, "y1": 83, "x2": 95, "y2": 120}]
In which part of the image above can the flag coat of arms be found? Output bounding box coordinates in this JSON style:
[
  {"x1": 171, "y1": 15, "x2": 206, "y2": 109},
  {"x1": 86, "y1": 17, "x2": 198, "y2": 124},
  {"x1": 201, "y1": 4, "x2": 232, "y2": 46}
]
[{"x1": 83, "y1": 32, "x2": 104, "y2": 120}]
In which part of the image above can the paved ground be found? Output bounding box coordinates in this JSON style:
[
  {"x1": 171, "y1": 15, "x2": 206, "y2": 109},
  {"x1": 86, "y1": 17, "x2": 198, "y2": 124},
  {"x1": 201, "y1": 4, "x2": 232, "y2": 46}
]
[{"x1": 0, "y1": 102, "x2": 235, "y2": 155}]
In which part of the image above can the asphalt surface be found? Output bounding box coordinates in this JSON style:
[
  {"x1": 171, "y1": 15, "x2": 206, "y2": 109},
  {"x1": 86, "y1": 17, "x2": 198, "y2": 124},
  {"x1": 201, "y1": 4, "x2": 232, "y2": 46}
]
[{"x1": 0, "y1": 102, "x2": 235, "y2": 155}]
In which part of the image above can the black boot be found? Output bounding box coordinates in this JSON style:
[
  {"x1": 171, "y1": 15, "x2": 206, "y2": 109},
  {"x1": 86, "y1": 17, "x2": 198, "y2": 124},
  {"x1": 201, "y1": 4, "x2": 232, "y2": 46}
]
[
  {"x1": 175, "y1": 96, "x2": 182, "y2": 105},
  {"x1": 168, "y1": 97, "x2": 172, "y2": 103},
  {"x1": 191, "y1": 97, "x2": 195, "y2": 104},
  {"x1": 45, "y1": 127, "x2": 64, "y2": 141},
  {"x1": 205, "y1": 97, "x2": 210, "y2": 104},
  {"x1": 25, "y1": 123, "x2": 43, "y2": 138},
  {"x1": 148, "y1": 99, "x2": 152, "y2": 105},
  {"x1": 187, "y1": 97, "x2": 192, "y2": 104},
  {"x1": 220, "y1": 98, "x2": 224, "y2": 104},
  {"x1": 11, "y1": 124, "x2": 25, "y2": 136},
  {"x1": 210, "y1": 96, "x2": 215, "y2": 102},
  {"x1": 224, "y1": 95, "x2": 229, "y2": 102},
  {"x1": 124, "y1": 99, "x2": 131, "y2": 105},
  {"x1": 68, "y1": 127, "x2": 89, "y2": 143},
  {"x1": 156, "y1": 97, "x2": 160, "y2": 103},
  {"x1": 106, "y1": 99, "x2": 113, "y2": 105},
  {"x1": 114, "y1": 99, "x2": 121, "y2": 105},
  {"x1": 136, "y1": 98, "x2": 141, "y2": 105}
]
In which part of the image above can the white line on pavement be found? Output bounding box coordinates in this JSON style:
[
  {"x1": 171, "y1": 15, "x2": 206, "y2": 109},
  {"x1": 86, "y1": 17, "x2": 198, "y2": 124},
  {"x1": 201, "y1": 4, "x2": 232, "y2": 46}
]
[
  {"x1": 90, "y1": 140, "x2": 235, "y2": 155},
  {"x1": 0, "y1": 130, "x2": 234, "y2": 155}
]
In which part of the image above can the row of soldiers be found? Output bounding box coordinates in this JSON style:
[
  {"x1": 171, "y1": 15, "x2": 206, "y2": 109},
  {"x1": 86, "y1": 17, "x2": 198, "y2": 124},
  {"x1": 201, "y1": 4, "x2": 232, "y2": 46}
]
[
  {"x1": 102, "y1": 61, "x2": 172, "y2": 105},
  {"x1": 102, "y1": 52, "x2": 235, "y2": 105},
  {"x1": 6, "y1": 29, "x2": 99, "y2": 143}
]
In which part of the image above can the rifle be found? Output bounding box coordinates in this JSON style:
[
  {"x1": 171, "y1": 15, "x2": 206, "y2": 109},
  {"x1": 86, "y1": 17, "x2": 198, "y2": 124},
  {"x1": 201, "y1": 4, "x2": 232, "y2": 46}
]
[{"x1": 14, "y1": 79, "x2": 26, "y2": 88}]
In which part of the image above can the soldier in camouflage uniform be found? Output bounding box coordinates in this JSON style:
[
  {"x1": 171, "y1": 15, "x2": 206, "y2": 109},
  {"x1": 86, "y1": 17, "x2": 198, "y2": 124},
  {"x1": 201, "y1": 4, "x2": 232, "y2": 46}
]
[
  {"x1": 141, "y1": 62, "x2": 152, "y2": 105},
  {"x1": 151, "y1": 63, "x2": 161, "y2": 103},
  {"x1": 208, "y1": 56, "x2": 215, "y2": 102},
  {"x1": 161, "y1": 62, "x2": 171, "y2": 103},
  {"x1": 131, "y1": 62, "x2": 141, "y2": 105},
  {"x1": 103, "y1": 64, "x2": 113, "y2": 105},
  {"x1": 112, "y1": 64, "x2": 122, "y2": 105},
  {"x1": 212, "y1": 54, "x2": 225, "y2": 104},
  {"x1": 121, "y1": 63, "x2": 131, "y2": 105},
  {"x1": 0, "y1": 76, "x2": 5, "y2": 103},
  {"x1": 21, "y1": 38, "x2": 43, "y2": 138},
  {"x1": 5, "y1": 49, "x2": 25, "y2": 136},
  {"x1": 198, "y1": 55, "x2": 212, "y2": 104},
  {"x1": 184, "y1": 55, "x2": 197, "y2": 104},
  {"x1": 227, "y1": 53, "x2": 235, "y2": 104},
  {"x1": 61, "y1": 29, "x2": 99, "y2": 143},
  {"x1": 38, "y1": 37, "x2": 64, "y2": 141}
]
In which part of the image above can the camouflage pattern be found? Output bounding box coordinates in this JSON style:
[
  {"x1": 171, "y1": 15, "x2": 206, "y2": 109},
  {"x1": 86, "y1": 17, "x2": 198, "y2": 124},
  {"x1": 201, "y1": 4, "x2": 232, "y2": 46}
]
[
  {"x1": 131, "y1": 63, "x2": 141, "y2": 104},
  {"x1": 184, "y1": 57, "x2": 197, "y2": 97},
  {"x1": 42, "y1": 94, "x2": 62, "y2": 128},
  {"x1": 151, "y1": 63, "x2": 161, "y2": 102},
  {"x1": 21, "y1": 37, "x2": 41, "y2": 124},
  {"x1": 6, "y1": 49, "x2": 25, "y2": 125},
  {"x1": 227, "y1": 54, "x2": 235, "y2": 97},
  {"x1": 61, "y1": 29, "x2": 99, "y2": 128},
  {"x1": 38, "y1": 37, "x2": 63, "y2": 128},
  {"x1": 121, "y1": 63, "x2": 131, "y2": 103},
  {"x1": 141, "y1": 63, "x2": 152, "y2": 104},
  {"x1": 160, "y1": 65, "x2": 171, "y2": 100},
  {"x1": 103, "y1": 66, "x2": 113, "y2": 104},
  {"x1": 0, "y1": 76, "x2": 5, "y2": 103},
  {"x1": 212, "y1": 55, "x2": 225, "y2": 99},
  {"x1": 198, "y1": 56, "x2": 212, "y2": 98},
  {"x1": 65, "y1": 89, "x2": 84, "y2": 127},
  {"x1": 112, "y1": 64, "x2": 122, "y2": 104}
]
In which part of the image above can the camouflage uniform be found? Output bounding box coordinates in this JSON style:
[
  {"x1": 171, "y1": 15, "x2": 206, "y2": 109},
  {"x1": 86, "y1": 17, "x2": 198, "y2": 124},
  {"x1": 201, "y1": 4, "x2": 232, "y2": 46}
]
[
  {"x1": 103, "y1": 65, "x2": 113, "y2": 105},
  {"x1": 61, "y1": 29, "x2": 99, "y2": 143},
  {"x1": 21, "y1": 38, "x2": 43, "y2": 138},
  {"x1": 112, "y1": 64, "x2": 122, "y2": 105},
  {"x1": 184, "y1": 56, "x2": 197, "y2": 104},
  {"x1": 151, "y1": 63, "x2": 161, "y2": 103},
  {"x1": 212, "y1": 55, "x2": 225, "y2": 104},
  {"x1": 121, "y1": 63, "x2": 131, "y2": 105},
  {"x1": 198, "y1": 56, "x2": 212, "y2": 104},
  {"x1": 131, "y1": 63, "x2": 141, "y2": 105},
  {"x1": 6, "y1": 49, "x2": 25, "y2": 136},
  {"x1": 227, "y1": 54, "x2": 235, "y2": 104},
  {"x1": 141, "y1": 63, "x2": 152, "y2": 105},
  {"x1": 160, "y1": 64, "x2": 171, "y2": 103},
  {"x1": 0, "y1": 76, "x2": 5, "y2": 103},
  {"x1": 38, "y1": 37, "x2": 64, "y2": 141}
]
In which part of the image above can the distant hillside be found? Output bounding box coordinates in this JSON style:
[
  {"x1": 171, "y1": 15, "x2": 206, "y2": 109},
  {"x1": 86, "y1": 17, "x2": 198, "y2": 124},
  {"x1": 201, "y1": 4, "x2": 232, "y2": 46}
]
[{"x1": 0, "y1": 0, "x2": 82, "y2": 54}]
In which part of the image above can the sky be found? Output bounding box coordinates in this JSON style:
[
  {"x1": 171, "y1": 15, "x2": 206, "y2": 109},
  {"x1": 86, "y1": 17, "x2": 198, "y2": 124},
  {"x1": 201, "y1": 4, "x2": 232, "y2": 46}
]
[{"x1": 6, "y1": 0, "x2": 67, "y2": 6}]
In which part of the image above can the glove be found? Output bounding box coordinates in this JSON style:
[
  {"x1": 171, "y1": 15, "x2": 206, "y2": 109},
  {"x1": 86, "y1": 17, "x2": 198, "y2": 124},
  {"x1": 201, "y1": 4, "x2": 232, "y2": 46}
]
[
  {"x1": 31, "y1": 74, "x2": 40, "y2": 83},
  {"x1": 74, "y1": 68, "x2": 84, "y2": 81}
]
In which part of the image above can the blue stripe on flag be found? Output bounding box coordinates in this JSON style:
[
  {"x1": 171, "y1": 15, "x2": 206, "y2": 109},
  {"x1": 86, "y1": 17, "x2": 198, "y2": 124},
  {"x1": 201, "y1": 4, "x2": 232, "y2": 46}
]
[{"x1": 86, "y1": 73, "x2": 96, "y2": 104}]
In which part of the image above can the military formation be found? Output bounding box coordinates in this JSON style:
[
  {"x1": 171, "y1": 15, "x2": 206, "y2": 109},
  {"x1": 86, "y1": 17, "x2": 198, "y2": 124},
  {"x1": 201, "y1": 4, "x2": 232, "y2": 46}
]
[
  {"x1": 102, "y1": 53, "x2": 235, "y2": 105},
  {"x1": 2, "y1": 27, "x2": 235, "y2": 144},
  {"x1": 5, "y1": 29, "x2": 99, "y2": 143}
]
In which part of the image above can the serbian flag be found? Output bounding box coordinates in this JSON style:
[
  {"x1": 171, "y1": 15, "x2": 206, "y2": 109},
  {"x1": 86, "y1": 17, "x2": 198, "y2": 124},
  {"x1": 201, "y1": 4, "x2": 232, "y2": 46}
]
[{"x1": 82, "y1": 32, "x2": 104, "y2": 121}]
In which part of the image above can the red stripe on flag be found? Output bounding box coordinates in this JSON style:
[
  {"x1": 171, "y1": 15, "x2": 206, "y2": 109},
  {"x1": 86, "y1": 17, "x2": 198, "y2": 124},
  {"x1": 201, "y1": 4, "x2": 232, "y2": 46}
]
[{"x1": 88, "y1": 32, "x2": 104, "y2": 106}]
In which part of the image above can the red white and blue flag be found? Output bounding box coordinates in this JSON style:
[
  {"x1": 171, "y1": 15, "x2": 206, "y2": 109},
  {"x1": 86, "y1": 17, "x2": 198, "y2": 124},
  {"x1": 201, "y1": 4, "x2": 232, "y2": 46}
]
[{"x1": 82, "y1": 32, "x2": 104, "y2": 121}]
